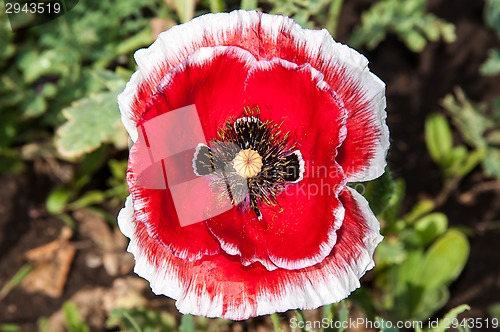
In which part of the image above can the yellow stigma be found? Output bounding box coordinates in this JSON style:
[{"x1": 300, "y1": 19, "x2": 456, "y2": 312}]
[{"x1": 232, "y1": 149, "x2": 263, "y2": 178}]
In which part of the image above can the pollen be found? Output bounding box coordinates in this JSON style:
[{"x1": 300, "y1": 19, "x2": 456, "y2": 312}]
[{"x1": 232, "y1": 149, "x2": 263, "y2": 178}]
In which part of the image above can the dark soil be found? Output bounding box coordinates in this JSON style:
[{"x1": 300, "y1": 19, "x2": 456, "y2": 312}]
[{"x1": 1, "y1": 0, "x2": 499, "y2": 331}]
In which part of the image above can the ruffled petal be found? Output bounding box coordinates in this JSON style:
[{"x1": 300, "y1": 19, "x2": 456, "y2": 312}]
[
  {"x1": 118, "y1": 10, "x2": 387, "y2": 181},
  {"x1": 205, "y1": 58, "x2": 347, "y2": 270},
  {"x1": 117, "y1": 11, "x2": 266, "y2": 141},
  {"x1": 126, "y1": 46, "x2": 259, "y2": 261},
  {"x1": 118, "y1": 186, "x2": 382, "y2": 320},
  {"x1": 245, "y1": 14, "x2": 388, "y2": 182}
]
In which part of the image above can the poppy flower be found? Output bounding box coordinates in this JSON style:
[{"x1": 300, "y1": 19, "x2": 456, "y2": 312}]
[{"x1": 117, "y1": 10, "x2": 388, "y2": 320}]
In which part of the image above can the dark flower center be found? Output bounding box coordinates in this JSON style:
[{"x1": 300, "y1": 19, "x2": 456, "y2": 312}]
[{"x1": 192, "y1": 107, "x2": 304, "y2": 219}]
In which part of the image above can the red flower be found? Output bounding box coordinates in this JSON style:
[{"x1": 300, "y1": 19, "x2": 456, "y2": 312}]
[{"x1": 118, "y1": 10, "x2": 388, "y2": 319}]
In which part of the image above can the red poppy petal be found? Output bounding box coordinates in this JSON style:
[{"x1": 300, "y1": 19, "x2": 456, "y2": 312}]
[
  {"x1": 118, "y1": 11, "x2": 266, "y2": 141},
  {"x1": 204, "y1": 59, "x2": 347, "y2": 270},
  {"x1": 243, "y1": 16, "x2": 388, "y2": 182},
  {"x1": 130, "y1": 47, "x2": 347, "y2": 268},
  {"x1": 242, "y1": 14, "x2": 388, "y2": 182},
  {"x1": 118, "y1": 186, "x2": 382, "y2": 320},
  {"x1": 142, "y1": 46, "x2": 256, "y2": 134},
  {"x1": 126, "y1": 47, "x2": 261, "y2": 261},
  {"x1": 127, "y1": 146, "x2": 222, "y2": 260},
  {"x1": 119, "y1": 11, "x2": 387, "y2": 182},
  {"x1": 245, "y1": 59, "x2": 347, "y2": 151}
]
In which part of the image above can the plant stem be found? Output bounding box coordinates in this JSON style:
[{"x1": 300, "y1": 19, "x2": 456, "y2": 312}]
[
  {"x1": 326, "y1": 0, "x2": 343, "y2": 39},
  {"x1": 0, "y1": 264, "x2": 32, "y2": 301},
  {"x1": 270, "y1": 313, "x2": 283, "y2": 332},
  {"x1": 210, "y1": 0, "x2": 225, "y2": 12},
  {"x1": 435, "y1": 177, "x2": 460, "y2": 207},
  {"x1": 241, "y1": 0, "x2": 258, "y2": 10},
  {"x1": 458, "y1": 180, "x2": 500, "y2": 204}
]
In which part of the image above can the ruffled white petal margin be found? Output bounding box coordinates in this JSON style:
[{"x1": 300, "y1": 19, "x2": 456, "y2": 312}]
[
  {"x1": 117, "y1": 10, "x2": 388, "y2": 183},
  {"x1": 118, "y1": 186, "x2": 382, "y2": 320}
]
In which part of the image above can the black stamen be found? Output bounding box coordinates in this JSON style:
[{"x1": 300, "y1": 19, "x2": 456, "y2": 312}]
[{"x1": 192, "y1": 107, "x2": 304, "y2": 219}]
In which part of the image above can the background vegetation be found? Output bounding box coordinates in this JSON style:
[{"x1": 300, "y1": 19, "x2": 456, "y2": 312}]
[{"x1": 0, "y1": 0, "x2": 499, "y2": 331}]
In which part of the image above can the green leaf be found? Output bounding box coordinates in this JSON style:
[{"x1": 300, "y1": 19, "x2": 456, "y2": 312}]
[
  {"x1": 425, "y1": 114, "x2": 453, "y2": 167},
  {"x1": 336, "y1": 301, "x2": 349, "y2": 332},
  {"x1": 58, "y1": 213, "x2": 77, "y2": 230},
  {"x1": 270, "y1": 313, "x2": 284, "y2": 332},
  {"x1": 488, "y1": 303, "x2": 500, "y2": 320},
  {"x1": 397, "y1": 249, "x2": 424, "y2": 286},
  {"x1": 444, "y1": 146, "x2": 468, "y2": 177},
  {"x1": 326, "y1": 0, "x2": 344, "y2": 38},
  {"x1": 403, "y1": 199, "x2": 435, "y2": 224},
  {"x1": 376, "y1": 238, "x2": 407, "y2": 266},
  {"x1": 403, "y1": 30, "x2": 427, "y2": 52},
  {"x1": 485, "y1": 0, "x2": 500, "y2": 37},
  {"x1": 17, "y1": 50, "x2": 72, "y2": 84},
  {"x1": 425, "y1": 114, "x2": 453, "y2": 165},
  {"x1": 0, "y1": 324, "x2": 20, "y2": 332},
  {"x1": 483, "y1": 148, "x2": 500, "y2": 178},
  {"x1": 414, "y1": 213, "x2": 448, "y2": 246},
  {"x1": 486, "y1": 130, "x2": 500, "y2": 145},
  {"x1": 418, "y1": 230, "x2": 469, "y2": 290},
  {"x1": 382, "y1": 179, "x2": 406, "y2": 226},
  {"x1": 480, "y1": 48, "x2": 500, "y2": 76},
  {"x1": 241, "y1": 0, "x2": 258, "y2": 10},
  {"x1": 349, "y1": 0, "x2": 455, "y2": 52},
  {"x1": 173, "y1": 0, "x2": 195, "y2": 23},
  {"x1": 441, "y1": 88, "x2": 500, "y2": 179},
  {"x1": 179, "y1": 314, "x2": 195, "y2": 332},
  {"x1": 455, "y1": 149, "x2": 485, "y2": 178},
  {"x1": 37, "y1": 318, "x2": 51, "y2": 332},
  {"x1": 0, "y1": 264, "x2": 32, "y2": 301},
  {"x1": 363, "y1": 170, "x2": 395, "y2": 216},
  {"x1": 106, "y1": 308, "x2": 176, "y2": 332},
  {"x1": 68, "y1": 190, "x2": 106, "y2": 210},
  {"x1": 55, "y1": 85, "x2": 126, "y2": 159},
  {"x1": 209, "y1": 0, "x2": 225, "y2": 12},
  {"x1": 433, "y1": 304, "x2": 470, "y2": 332},
  {"x1": 413, "y1": 286, "x2": 450, "y2": 321},
  {"x1": 441, "y1": 88, "x2": 489, "y2": 148},
  {"x1": 121, "y1": 311, "x2": 142, "y2": 332},
  {"x1": 46, "y1": 187, "x2": 73, "y2": 214},
  {"x1": 63, "y1": 301, "x2": 90, "y2": 332},
  {"x1": 293, "y1": 310, "x2": 307, "y2": 332},
  {"x1": 268, "y1": 0, "x2": 332, "y2": 28}
]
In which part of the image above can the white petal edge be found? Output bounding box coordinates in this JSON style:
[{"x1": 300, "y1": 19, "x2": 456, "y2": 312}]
[
  {"x1": 299, "y1": 28, "x2": 388, "y2": 182},
  {"x1": 117, "y1": 185, "x2": 383, "y2": 320}
]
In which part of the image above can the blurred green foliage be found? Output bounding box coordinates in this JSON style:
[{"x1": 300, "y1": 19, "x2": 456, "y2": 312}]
[
  {"x1": 425, "y1": 112, "x2": 484, "y2": 181},
  {"x1": 349, "y1": 0, "x2": 455, "y2": 52},
  {"x1": 356, "y1": 170, "x2": 470, "y2": 323},
  {"x1": 481, "y1": 0, "x2": 500, "y2": 75},
  {"x1": 107, "y1": 307, "x2": 177, "y2": 332},
  {"x1": 0, "y1": 0, "x2": 166, "y2": 173},
  {"x1": 267, "y1": 0, "x2": 331, "y2": 28},
  {"x1": 440, "y1": 88, "x2": 500, "y2": 179},
  {"x1": 62, "y1": 302, "x2": 90, "y2": 332}
]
